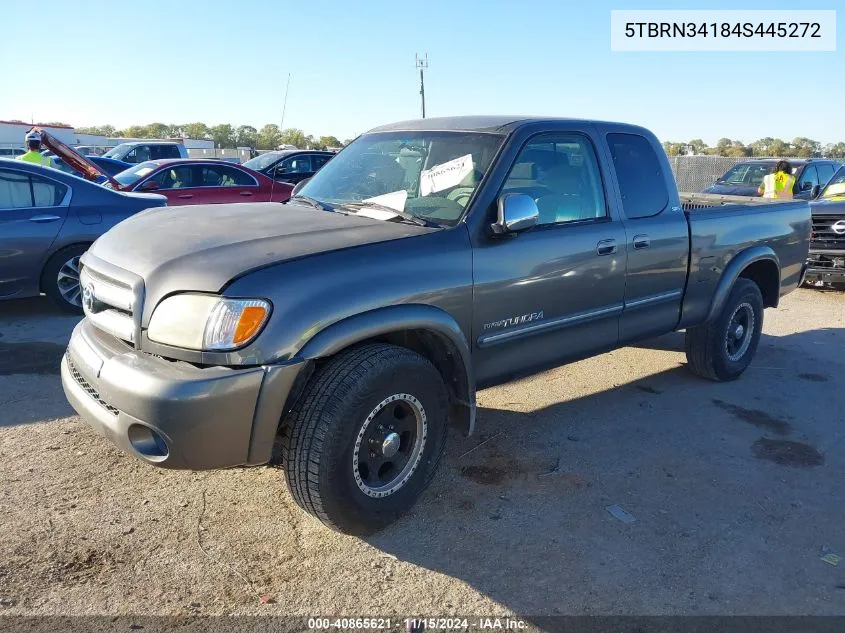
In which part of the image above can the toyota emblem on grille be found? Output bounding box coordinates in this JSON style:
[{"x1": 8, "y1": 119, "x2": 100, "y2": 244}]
[
  {"x1": 832, "y1": 220, "x2": 845, "y2": 235},
  {"x1": 82, "y1": 283, "x2": 95, "y2": 312}
]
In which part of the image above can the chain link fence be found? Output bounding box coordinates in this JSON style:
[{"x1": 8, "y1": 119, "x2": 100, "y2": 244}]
[{"x1": 668, "y1": 156, "x2": 746, "y2": 192}]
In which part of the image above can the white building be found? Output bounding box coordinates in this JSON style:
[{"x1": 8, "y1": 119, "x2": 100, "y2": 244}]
[
  {"x1": 0, "y1": 120, "x2": 214, "y2": 150},
  {"x1": 0, "y1": 120, "x2": 77, "y2": 148}
]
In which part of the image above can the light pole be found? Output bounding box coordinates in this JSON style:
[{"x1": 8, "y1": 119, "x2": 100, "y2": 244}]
[{"x1": 415, "y1": 53, "x2": 428, "y2": 119}]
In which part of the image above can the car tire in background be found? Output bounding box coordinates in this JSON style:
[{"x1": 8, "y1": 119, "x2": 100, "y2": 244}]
[
  {"x1": 684, "y1": 278, "x2": 764, "y2": 381},
  {"x1": 41, "y1": 244, "x2": 88, "y2": 314},
  {"x1": 280, "y1": 343, "x2": 449, "y2": 535}
]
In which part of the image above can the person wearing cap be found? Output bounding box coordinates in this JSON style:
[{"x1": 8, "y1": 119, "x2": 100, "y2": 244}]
[
  {"x1": 16, "y1": 130, "x2": 55, "y2": 168},
  {"x1": 757, "y1": 160, "x2": 795, "y2": 199}
]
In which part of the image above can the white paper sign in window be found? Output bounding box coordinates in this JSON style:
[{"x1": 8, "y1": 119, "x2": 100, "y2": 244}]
[
  {"x1": 420, "y1": 154, "x2": 474, "y2": 197},
  {"x1": 362, "y1": 190, "x2": 408, "y2": 212}
]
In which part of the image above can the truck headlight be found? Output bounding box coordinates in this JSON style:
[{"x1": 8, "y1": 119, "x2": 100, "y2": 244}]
[{"x1": 147, "y1": 294, "x2": 271, "y2": 351}]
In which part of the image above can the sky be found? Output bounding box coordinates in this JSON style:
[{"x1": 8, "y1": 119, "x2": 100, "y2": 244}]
[{"x1": 0, "y1": 0, "x2": 841, "y2": 145}]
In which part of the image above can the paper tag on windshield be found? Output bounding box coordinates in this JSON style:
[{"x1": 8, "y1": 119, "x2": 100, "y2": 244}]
[
  {"x1": 420, "y1": 154, "x2": 473, "y2": 197},
  {"x1": 362, "y1": 190, "x2": 407, "y2": 212}
]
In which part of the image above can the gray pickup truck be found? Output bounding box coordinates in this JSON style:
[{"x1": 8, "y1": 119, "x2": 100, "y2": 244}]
[{"x1": 61, "y1": 116, "x2": 810, "y2": 535}]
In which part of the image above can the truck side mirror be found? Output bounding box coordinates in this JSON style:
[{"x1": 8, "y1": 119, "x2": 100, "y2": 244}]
[
  {"x1": 491, "y1": 193, "x2": 539, "y2": 235},
  {"x1": 811, "y1": 184, "x2": 821, "y2": 199}
]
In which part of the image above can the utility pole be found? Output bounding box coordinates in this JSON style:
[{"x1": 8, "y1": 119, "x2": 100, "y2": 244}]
[
  {"x1": 415, "y1": 53, "x2": 428, "y2": 119},
  {"x1": 280, "y1": 73, "x2": 291, "y2": 131}
]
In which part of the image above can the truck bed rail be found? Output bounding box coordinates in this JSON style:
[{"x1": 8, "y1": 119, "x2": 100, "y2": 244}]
[{"x1": 680, "y1": 192, "x2": 796, "y2": 210}]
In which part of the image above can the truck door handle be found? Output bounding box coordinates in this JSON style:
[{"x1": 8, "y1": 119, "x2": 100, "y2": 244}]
[
  {"x1": 596, "y1": 239, "x2": 617, "y2": 256},
  {"x1": 633, "y1": 234, "x2": 651, "y2": 249},
  {"x1": 239, "y1": 191, "x2": 253, "y2": 196},
  {"x1": 178, "y1": 194, "x2": 193, "y2": 199},
  {"x1": 28, "y1": 214, "x2": 61, "y2": 223}
]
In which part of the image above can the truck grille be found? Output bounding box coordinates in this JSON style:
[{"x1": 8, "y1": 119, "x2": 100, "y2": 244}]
[
  {"x1": 66, "y1": 353, "x2": 119, "y2": 416},
  {"x1": 811, "y1": 215, "x2": 845, "y2": 250},
  {"x1": 79, "y1": 261, "x2": 143, "y2": 346}
]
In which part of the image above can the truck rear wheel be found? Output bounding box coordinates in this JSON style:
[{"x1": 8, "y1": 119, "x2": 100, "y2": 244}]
[
  {"x1": 280, "y1": 343, "x2": 449, "y2": 535},
  {"x1": 685, "y1": 278, "x2": 764, "y2": 381}
]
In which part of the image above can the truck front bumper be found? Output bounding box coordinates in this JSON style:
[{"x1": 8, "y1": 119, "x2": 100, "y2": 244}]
[
  {"x1": 804, "y1": 252, "x2": 845, "y2": 284},
  {"x1": 61, "y1": 319, "x2": 306, "y2": 470}
]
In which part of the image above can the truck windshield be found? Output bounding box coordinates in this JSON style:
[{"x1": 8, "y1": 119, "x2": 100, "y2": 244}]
[
  {"x1": 820, "y1": 166, "x2": 845, "y2": 200},
  {"x1": 102, "y1": 143, "x2": 132, "y2": 159},
  {"x1": 112, "y1": 161, "x2": 159, "y2": 186},
  {"x1": 297, "y1": 131, "x2": 504, "y2": 225}
]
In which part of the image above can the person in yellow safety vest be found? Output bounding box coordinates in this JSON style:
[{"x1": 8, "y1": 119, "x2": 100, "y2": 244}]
[
  {"x1": 758, "y1": 160, "x2": 795, "y2": 199},
  {"x1": 16, "y1": 130, "x2": 55, "y2": 168}
]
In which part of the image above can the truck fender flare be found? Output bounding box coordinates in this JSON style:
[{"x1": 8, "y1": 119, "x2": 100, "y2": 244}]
[
  {"x1": 705, "y1": 246, "x2": 780, "y2": 323},
  {"x1": 296, "y1": 304, "x2": 477, "y2": 435}
]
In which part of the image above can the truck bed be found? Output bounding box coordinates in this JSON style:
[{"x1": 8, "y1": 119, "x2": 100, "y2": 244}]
[{"x1": 678, "y1": 192, "x2": 811, "y2": 328}]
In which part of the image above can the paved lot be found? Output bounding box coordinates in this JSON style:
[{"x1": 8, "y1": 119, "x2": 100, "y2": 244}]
[{"x1": 1, "y1": 289, "x2": 844, "y2": 620}]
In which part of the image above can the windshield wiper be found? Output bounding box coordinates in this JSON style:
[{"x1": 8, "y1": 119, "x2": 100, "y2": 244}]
[
  {"x1": 339, "y1": 202, "x2": 439, "y2": 227},
  {"x1": 290, "y1": 194, "x2": 331, "y2": 211}
]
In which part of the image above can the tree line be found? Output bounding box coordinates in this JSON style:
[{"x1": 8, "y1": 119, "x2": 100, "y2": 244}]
[
  {"x1": 73, "y1": 123, "x2": 350, "y2": 151},
  {"x1": 663, "y1": 137, "x2": 845, "y2": 159}
]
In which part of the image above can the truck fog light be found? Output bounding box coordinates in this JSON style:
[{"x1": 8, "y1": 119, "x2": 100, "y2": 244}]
[{"x1": 128, "y1": 424, "x2": 169, "y2": 461}]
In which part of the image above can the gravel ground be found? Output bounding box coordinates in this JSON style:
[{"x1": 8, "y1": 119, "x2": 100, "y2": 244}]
[{"x1": 1, "y1": 289, "x2": 844, "y2": 623}]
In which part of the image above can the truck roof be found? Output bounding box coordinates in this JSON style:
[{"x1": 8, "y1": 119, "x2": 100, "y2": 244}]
[{"x1": 367, "y1": 115, "x2": 639, "y2": 134}]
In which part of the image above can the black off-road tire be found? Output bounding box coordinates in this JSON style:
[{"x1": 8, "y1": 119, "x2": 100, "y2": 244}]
[
  {"x1": 685, "y1": 278, "x2": 764, "y2": 381},
  {"x1": 42, "y1": 244, "x2": 88, "y2": 314},
  {"x1": 280, "y1": 343, "x2": 449, "y2": 535}
]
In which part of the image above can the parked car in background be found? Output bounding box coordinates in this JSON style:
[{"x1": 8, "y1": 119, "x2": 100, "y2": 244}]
[
  {"x1": 74, "y1": 145, "x2": 106, "y2": 157},
  {"x1": 0, "y1": 148, "x2": 25, "y2": 158},
  {"x1": 242, "y1": 149, "x2": 335, "y2": 184},
  {"x1": 102, "y1": 141, "x2": 189, "y2": 164},
  {"x1": 61, "y1": 115, "x2": 810, "y2": 535},
  {"x1": 110, "y1": 159, "x2": 293, "y2": 204},
  {"x1": 53, "y1": 155, "x2": 132, "y2": 180},
  {"x1": 805, "y1": 166, "x2": 845, "y2": 288},
  {"x1": 702, "y1": 158, "x2": 841, "y2": 199},
  {"x1": 0, "y1": 158, "x2": 166, "y2": 312},
  {"x1": 33, "y1": 131, "x2": 294, "y2": 206}
]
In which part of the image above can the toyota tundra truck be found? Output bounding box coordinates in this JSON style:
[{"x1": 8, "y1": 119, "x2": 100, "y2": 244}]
[{"x1": 61, "y1": 116, "x2": 811, "y2": 535}]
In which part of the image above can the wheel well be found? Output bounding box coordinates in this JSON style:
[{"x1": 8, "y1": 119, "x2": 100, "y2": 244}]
[
  {"x1": 738, "y1": 260, "x2": 779, "y2": 308},
  {"x1": 39, "y1": 242, "x2": 91, "y2": 292},
  {"x1": 302, "y1": 328, "x2": 472, "y2": 432}
]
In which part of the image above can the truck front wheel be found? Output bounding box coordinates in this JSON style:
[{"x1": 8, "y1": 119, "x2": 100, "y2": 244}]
[
  {"x1": 280, "y1": 343, "x2": 449, "y2": 535},
  {"x1": 685, "y1": 278, "x2": 764, "y2": 381}
]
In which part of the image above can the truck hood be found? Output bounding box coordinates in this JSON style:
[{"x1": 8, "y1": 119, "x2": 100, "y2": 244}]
[
  {"x1": 810, "y1": 198, "x2": 845, "y2": 216},
  {"x1": 88, "y1": 202, "x2": 436, "y2": 313}
]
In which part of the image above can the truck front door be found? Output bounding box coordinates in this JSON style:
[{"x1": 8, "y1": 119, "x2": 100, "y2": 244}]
[
  {"x1": 603, "y1": 131, "x2": 689, "y2": 342},
  {"x1": 471, "y1": 131, "x2": 627, "y2": 386}
]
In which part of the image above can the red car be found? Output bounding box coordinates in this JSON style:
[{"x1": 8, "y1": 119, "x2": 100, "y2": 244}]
[
  {"x1": 36, "y1": 128, "x2": 292, "y2": 205},
  {"x1": 108, "y1": 159, "x2": 293, "y2": 204}
]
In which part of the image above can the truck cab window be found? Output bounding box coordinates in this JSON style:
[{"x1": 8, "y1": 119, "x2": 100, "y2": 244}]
[
  {"x1": 502, "y1": 134, "x2": 607, "y2": 225},
  {"x1": 607, "y1": 133, "x2": 669, "y2": 219}
]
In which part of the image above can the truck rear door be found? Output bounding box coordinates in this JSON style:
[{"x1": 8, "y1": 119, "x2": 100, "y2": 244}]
[
  {"x1": 471, "y1": 128, "x2": 627, "y2": 386},
  {"x1": 602, "y1": 130, "x2": 689, "y2": 342}
]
